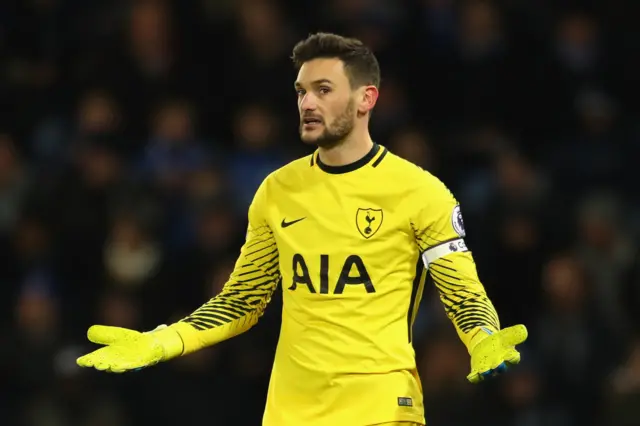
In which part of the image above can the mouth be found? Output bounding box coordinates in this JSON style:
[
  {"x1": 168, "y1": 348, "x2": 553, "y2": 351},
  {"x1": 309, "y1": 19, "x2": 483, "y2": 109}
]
[{"x1": 302, "y1": 117, "x2": 323, "y2": 129}]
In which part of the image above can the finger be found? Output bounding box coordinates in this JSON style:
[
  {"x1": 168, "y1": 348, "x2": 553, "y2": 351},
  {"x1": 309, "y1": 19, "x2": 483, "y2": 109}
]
[
  {"x1": 112, "y1": 358, "x2": 145, "y2": 372},
  {"x1": 503, "y1": 348, "x2": 521, "y2": 365},
  {"x1": 467, "y1": 370, "x2": 481, "y2": 383},
  {"x1": 87, "y1": 325, "x2": 140, "y2": 345},
  {"x1": 473, "y1": 361, "x2": 508, "y2": 381},
  {"x1": 94, "y1": 359, "x2": 134, "y2": 373},
  {"x1": 76, "y1": 354, "x2": 95, "y2": 368},
  {"x1": 94, "y1": 361, "x2": 111, "y2": 371},
  {"x1": 481, "y1": 369, "x2": 494, "y2": 379},
  {"x1": 499, "y1": 324, "x2": 528, "y2": 347}
]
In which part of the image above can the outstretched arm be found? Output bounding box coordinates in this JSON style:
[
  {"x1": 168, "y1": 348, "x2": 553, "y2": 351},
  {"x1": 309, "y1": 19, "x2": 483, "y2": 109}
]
[
  {"x1": 410, "y1": 172, "x2": 527, "y2": 382},
  {"x1": 77, "y1": 179, "x2": 281, "y2": 372},
  {"x1": 170, "y1": 213, "x2": 280, "y2": 355}
]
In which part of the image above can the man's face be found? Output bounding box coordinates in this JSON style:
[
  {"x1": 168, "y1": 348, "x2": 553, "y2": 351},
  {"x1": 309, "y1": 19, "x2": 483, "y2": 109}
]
[{"x1": 295, "y1": 58, "x2": 356, "y2": 148}]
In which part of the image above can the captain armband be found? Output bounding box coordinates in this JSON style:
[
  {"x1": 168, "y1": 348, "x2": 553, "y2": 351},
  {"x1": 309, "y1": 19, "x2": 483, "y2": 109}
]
[{"x1": 421, "y1": 238, "x2": 468, "y2": 268}]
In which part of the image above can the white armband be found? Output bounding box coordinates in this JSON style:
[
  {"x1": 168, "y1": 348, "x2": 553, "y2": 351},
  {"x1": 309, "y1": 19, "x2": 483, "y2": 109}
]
[{"x1": 421, "y1": 238, "x2": 468, "y2": 268}]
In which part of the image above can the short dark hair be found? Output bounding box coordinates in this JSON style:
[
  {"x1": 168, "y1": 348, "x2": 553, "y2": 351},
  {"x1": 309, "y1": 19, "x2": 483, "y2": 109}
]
[{"x1": 291, "y1": 32, "x2": 381, "y2": 89}]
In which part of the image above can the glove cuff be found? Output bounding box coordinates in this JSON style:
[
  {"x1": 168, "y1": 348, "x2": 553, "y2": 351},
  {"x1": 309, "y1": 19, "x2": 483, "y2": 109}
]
[
  {"x1": 150, "y1": 325, "x2": 184, "y2": 361},
  {"x1": 467, "y1": 325, "x2": 499, "y2": 354}
]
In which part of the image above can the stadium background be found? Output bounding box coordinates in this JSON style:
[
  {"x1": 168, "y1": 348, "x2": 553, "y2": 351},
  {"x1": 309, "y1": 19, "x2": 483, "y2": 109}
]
[{"x1": 1, "y1": 0, "x2": 640, "y2": 425}]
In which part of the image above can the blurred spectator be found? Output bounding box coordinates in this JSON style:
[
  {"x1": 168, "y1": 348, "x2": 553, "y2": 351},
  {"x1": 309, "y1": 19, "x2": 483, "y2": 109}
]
[
  {"x1": 1, "y1": 282, "x2": 61, "y2": 424},
  {"x1": 224, "y1": 0, "x2": 295, "y2": 115},
  {"x1": 554, "y1": 12, "x2": 602, "y2": 79},
  {"x1": 30, "y1": 88, "x2": 124, "y2": 176},
  {"x1": 4, "y1": 215, "x2": 58, "y2": 324},
  {"x1": 574, "y1": 192, "x2": 636, "y2": 338},
  {"x1": 103, "y1": 213, "x2": 162, "y2": 290},
  {"x1": 228, "y1": 102, "x2": 287, "y2": 212},
  {"x1": 417, "y1": 329, "x2": 482, "y2": 425},
  {"x1": 388, "y1": 127, "x2": 437, "y2": 173},
  {"x1": 0, "y1": 135, "x2": 29, "y2": 234},
  {"x1": 605, "y1": 339, "x2": 640, "y2": 426},
  {"x1": 141, "y1": 99, "x2": 210, "y2": 193},
  {"x1": 369, "y1": 78, "x2": 411, "y2": 141},
  {"x1": 533, "y1": 253, "x2": 619, "y2": 426},
  {"x1": 138, "y1": 98, "x2": 214, "y2": 250},
  {"x1": 97, "y1": 290, "x2": 141, "y2": 330},
  {"x1": 546, "y1": 89, "x2": 625, "y2": 201},
  {"x1": 496, "y1": 349, "x2": 569, "y2": 426}
]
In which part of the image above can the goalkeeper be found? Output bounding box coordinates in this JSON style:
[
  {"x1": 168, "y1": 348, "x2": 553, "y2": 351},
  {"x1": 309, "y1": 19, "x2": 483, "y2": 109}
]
[{"x1": 77, "y1": 32, "x2": 527, "y2": 426}]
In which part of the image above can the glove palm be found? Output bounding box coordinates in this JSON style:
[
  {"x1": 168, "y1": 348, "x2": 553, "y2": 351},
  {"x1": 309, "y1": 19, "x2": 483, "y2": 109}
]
[
  {"x1": 467, "y1": 324, "x2": 528, "y2": 383},
  {"x1": 77, "y1": 325, "x2": 165, "y2": 373}
]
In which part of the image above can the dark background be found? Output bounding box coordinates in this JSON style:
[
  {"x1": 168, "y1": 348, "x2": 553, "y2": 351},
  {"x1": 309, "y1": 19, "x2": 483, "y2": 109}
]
[{"x1": 1, "y1": 0, "x2": 640, "y2": 425}]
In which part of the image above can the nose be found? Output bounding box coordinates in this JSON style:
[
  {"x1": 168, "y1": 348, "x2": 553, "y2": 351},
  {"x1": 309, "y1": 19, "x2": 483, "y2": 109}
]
[{"x1": 299, "y1": 92, "x2": 317, "y2": 112}]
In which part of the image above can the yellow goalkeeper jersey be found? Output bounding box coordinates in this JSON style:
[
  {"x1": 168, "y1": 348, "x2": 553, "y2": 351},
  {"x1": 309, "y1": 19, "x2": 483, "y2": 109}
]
[{"x1": 169, "y1": 143, "x2": 501, "y2": 426}]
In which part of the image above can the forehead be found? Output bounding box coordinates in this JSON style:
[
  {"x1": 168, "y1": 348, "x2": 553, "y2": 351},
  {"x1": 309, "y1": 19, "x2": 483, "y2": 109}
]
[{"x1": 296, "y1": 58, "x2": 349, "y2": 85}]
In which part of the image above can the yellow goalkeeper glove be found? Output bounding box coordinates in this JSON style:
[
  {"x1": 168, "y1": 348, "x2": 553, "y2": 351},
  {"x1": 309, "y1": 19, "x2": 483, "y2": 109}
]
[
  {"x1": 76, "y1": 324, "x2": 184, "y2": 373},
  {"x1": 467, "y1": 324, "x2": 528, "y2": 384}
]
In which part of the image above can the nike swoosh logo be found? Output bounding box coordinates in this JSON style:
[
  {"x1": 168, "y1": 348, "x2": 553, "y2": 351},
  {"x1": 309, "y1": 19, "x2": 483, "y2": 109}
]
[{"x1": 281, "y1": 217, "x2": 306, "y2": 228}]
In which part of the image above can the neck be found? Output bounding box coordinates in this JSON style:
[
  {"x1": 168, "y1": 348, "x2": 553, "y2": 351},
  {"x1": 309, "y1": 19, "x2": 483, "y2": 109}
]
[{"x1": 317, "y1": 132, "x2": 374, "y2": 167}]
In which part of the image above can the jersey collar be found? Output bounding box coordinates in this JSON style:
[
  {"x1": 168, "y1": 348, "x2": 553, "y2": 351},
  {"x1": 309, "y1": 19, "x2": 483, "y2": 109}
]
[{"x1": 314, "y1": 143, "x2": 381, "y2": 174}]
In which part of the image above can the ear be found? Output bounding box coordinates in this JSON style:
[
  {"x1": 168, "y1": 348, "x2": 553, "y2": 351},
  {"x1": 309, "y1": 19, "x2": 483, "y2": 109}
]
[{"x1": 357, "y1": 85, "x2": 379, "y2": 115}]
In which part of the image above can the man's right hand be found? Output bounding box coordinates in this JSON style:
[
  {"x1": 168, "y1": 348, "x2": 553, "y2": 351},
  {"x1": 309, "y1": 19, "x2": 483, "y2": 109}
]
[{"x1": 77, "y1": 324, "x2": 183, "y2": 373}]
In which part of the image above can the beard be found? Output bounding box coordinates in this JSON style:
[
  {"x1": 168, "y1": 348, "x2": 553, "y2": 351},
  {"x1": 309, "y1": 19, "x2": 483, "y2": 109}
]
[{"x1": 299, "y1": 99, "x2": 355, "y2": 148}]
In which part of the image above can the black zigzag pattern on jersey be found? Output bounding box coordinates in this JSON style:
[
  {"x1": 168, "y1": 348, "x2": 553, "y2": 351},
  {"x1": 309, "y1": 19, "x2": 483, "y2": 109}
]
[
  {"x1": 410, "y1": 221, "x2": 450, "y2": 253},
  {"x1": 182, "y1": 224, "x2": 280, "y2": 331},
  {"x1": 429, "y1": 257, "x2": 500, "y2": 333}
]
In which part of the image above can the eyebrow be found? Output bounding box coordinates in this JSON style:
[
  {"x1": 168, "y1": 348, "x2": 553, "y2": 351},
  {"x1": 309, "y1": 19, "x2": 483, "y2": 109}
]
[{"x1": 294, "y1": 78, "x2": 334, "y2": 88}]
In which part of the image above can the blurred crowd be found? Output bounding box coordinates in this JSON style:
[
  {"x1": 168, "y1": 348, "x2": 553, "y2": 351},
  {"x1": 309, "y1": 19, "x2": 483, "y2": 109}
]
[{"x1": 1, "y1": 0, "x2": 640, "y2": 425}]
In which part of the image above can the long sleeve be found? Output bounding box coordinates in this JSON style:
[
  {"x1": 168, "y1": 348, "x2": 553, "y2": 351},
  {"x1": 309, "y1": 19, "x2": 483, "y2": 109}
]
[
  {"x1": 427, "y1": 253, "x2": 500, "y2": 351},
  {"x1": 168, "y1": 179, "x2": 281, "y2": 355},
  {"x1": 410, "y1": 172, "x2": 500, "y2": 353}
]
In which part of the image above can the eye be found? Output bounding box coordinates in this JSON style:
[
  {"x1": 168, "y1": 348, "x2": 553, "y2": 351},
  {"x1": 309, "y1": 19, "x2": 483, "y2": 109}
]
[
  {"x1": 319, "y1": 87, "x2": 331, "y2": 94},
  {"x1": 296, "y1": 89, "x2": 306, "y2": 96}
]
